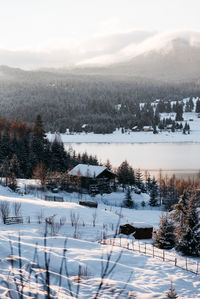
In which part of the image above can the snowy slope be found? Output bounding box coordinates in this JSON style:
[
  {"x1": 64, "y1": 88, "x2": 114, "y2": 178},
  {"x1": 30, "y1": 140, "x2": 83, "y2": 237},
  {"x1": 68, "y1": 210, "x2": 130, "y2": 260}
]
[
  {"x1": 0, "y1": 184, "x2": 199, "y2": 298},
  {"x1": 47, "y1": 98, "x2": 200, "y2": 144}
]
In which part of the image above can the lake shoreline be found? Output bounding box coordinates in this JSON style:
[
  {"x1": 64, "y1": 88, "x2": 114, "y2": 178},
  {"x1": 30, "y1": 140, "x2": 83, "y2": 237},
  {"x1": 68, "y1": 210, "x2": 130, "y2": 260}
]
[{"x1": 47, "y1": 131, "x2": 200, "y2": 144}]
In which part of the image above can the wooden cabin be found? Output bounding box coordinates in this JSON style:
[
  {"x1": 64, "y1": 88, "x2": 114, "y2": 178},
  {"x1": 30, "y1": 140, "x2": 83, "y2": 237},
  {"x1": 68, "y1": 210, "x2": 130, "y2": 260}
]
[{"x1": 68, "y1": 164, "x2": 116, "y2": 194}]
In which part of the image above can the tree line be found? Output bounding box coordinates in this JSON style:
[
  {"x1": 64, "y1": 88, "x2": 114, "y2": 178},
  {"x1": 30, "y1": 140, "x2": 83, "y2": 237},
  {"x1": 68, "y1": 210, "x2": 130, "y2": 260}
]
[
  {"x1": 1, "y1": 67, "x2": 200, "y2": 133},
  {"x1": 154, "y1": 189, "x2": 200, "y2": 257},
  {"x1": 0, "y1": 115, "x2": 98, "y2": 189}
]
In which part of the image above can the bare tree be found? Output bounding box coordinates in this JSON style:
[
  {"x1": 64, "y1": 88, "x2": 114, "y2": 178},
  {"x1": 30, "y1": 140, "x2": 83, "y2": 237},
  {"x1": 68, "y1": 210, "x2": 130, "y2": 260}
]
[
  {"x1": 33, "y1": 162, "x2": 48, "y2": 186},
  {"x1": 37, "y1": 210, "x2": 44, "y2": 224},
  {"x1": 92, "y1": 212, "x2": 97, "y2": 227},
  {"x1": 13, "y1": 202, "x2": 22, "y2": 217},
  {"x1": 0, "y1": 201, "x2": 10, "y2": 223}
]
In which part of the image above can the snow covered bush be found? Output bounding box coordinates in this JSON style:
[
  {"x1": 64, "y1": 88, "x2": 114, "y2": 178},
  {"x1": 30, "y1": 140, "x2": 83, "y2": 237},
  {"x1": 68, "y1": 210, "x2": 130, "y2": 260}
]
[
  {"x1": 166, "y1": 281, "x2": 178, "y2": 298},
  {"x1": 153, "y1": 213, "x2": 176, "y2": 249},
  {"x1": 123, "y1": 188, "x2": 135, "y2": 208}
]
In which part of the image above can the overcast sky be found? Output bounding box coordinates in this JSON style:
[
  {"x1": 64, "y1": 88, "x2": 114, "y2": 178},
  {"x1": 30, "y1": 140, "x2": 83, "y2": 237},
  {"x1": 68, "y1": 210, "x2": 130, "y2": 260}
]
[{"x1": 0, "y1": 0, "x2": 200, "y2": 68}]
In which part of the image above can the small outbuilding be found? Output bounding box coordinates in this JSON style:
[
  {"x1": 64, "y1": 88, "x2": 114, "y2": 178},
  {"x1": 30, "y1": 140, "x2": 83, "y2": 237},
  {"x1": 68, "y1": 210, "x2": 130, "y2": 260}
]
[
  {"x1": 68, "y1": 164, "x2": 116, "y2": 193},
  {"x1": 120, "y1": 223, "x2": 153, "y2": 239},
  {"x1": 143, "y1": 126, "x2": 153, "y2": 132}
]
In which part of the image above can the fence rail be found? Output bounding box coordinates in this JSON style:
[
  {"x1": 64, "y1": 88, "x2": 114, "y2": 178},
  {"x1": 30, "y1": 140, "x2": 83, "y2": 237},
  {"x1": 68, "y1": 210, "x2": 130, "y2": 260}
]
[
  {"x1": 45, "y1": 195, "x2": 64, "y2": 202},
  {"x1": 101, "y1": 238, "x2": 199, "y2": 276},
  {"x1": 5, "y1": 216, "x2": 23, "y2": 225}
]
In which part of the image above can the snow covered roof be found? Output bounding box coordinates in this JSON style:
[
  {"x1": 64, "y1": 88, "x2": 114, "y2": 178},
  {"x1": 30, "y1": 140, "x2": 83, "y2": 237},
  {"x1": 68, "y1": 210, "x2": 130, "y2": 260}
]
[
  {"x1": 68, "y1": 164, "x2": 108, "y2": 178},
  {"x1": 81, "y1": 124, "x2": 88, "y2": 129}
]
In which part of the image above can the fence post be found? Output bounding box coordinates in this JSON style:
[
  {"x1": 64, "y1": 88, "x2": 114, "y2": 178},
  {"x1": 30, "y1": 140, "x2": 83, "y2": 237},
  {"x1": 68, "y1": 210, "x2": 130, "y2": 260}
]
[
  {"x1": 127, "y1": 242, "x2": 129, "y2": 250},
  {"x1": 196, "y1": 261, "x2": 199, "y2": 275},
  {"x1": 163, "y1": 250, "x2": 165, "y2": 261},
  {"x1": 175, "y1": 258, "x2": 177, "y2": 266}
]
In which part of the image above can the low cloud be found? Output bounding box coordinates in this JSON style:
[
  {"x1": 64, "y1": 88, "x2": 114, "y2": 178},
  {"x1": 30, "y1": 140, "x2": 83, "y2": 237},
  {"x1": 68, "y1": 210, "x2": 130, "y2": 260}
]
[
  {"x1": 0, "y1": 30, "x2": 156, "y2": 69},
  {"x1": 1, "y1": 30, "x2": 200, "y2": 70}
]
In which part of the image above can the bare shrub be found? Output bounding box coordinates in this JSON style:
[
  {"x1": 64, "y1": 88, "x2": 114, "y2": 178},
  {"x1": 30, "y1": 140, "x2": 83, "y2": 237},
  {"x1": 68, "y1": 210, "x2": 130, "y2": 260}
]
[
  {"x1": 13, "y1": 202, "x2": 22, "y2": 217},
  {"x1": 0, "y1": 201, "x2": 10, "y2": 224},
  {"x1": 60, "y1": 216, "x2": 66, "y2": 226},
  {"x1": 33, "y1": 162, "x2": 48, "y2": 186},
  {"x1": 45, "y1": 214, "x2": 61, "y2": 236},
  {"x1": 74, "y1": 265, "x2": 90, "y2": 282},
  {"x1": 5, "y1": 222, "x2": 132, "y2": 299},
  {"x1": 70, "y1": 211, "x2": 80, "y2": 227},
  {"x1": 115, "y1": 208, "x2": 124, "y2": 218},
  {"x1": 37, "y1": 210, "x2": 44, "y2": 224},
  {"x1": 51, "y1": 222, "x2": 61, "y2": 236},
  {"x1": 92, "y1": 212, "x2": 97, "y2": 227},
  {"x1": 70, "y1": 212, "x2": 80, "y2": 239}
]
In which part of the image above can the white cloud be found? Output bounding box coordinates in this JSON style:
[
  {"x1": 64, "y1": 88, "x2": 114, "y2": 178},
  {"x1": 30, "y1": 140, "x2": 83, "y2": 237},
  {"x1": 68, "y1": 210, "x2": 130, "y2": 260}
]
[{"x1": 1, "y1": 30, "x2": 200, "y2": 69}]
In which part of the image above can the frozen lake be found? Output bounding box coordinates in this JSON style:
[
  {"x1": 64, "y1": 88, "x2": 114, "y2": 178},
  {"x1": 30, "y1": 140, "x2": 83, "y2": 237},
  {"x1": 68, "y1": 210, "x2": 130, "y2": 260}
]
[{"x1": 65, "y1": 142, "x2": 200, "y2": 179}]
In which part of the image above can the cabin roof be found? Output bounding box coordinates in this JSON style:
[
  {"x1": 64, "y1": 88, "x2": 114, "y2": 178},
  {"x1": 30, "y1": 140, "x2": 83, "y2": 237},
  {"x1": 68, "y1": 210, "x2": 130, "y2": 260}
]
[{"x1": 68, "y1": 164, "x2": 112, "y2": 178}]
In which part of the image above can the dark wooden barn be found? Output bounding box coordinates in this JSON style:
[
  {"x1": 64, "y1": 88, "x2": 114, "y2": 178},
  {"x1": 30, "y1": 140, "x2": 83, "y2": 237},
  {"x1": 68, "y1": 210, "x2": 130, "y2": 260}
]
[
  {"x1": 68, "y1": 164, "x2": 116, "y2": 193},
  {"x1": 120, "y1": 223, "x2": 153, "y2": 239}
]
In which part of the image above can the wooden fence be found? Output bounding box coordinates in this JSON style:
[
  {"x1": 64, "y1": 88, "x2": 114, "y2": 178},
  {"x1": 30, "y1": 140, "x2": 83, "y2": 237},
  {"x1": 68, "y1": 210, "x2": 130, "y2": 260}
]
[
  {"x1": 101, "y1": 238, "x2": 200, "y2": 276},
  {"x1": 5, "y1": 217, "x2": 23, "y2": 225},
  {"x1": 45, "y1": 195, "x2": 64, "y2": 202}
]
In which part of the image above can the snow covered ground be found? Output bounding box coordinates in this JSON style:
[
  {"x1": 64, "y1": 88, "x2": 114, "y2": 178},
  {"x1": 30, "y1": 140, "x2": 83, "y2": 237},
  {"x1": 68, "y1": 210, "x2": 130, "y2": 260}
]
[
  {"x1": 47, "y1": 98, "x2": 200, "y2": 144},
  {"x1": 0, "y1": 183, "x2": 199, "y2": 298}
]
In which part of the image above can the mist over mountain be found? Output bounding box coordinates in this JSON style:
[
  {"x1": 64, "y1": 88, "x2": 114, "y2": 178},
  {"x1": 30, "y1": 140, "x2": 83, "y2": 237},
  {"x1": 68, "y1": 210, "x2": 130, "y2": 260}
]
[
  {"x1": 1, "y1": 30, "x2": 200, "y2": 82},
  {"x1": 77, "y1": 31, "x2": 200, "y2": 82}
]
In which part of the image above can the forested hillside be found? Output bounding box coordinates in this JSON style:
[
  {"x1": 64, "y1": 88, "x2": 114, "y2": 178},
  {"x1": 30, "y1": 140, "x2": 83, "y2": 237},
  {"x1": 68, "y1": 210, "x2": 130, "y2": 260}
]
[{"x1": 1, "y1": 66, "x2": 200, "y2": 133}]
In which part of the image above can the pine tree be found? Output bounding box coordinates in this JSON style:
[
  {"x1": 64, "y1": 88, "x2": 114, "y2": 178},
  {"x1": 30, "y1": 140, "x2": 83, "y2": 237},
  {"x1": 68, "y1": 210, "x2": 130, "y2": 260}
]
[
  {"x1": 128, "y1": 166, "x2": 135, "y2": 186},
  {"x1": 33, "y1": 114, "x2": 46, "y2": 139},
  {"x1": 9, "y1": 154, "x2": 21, "y2": 178},
  {"x1": 175, "y1": 103, "x2": 183, "y2": 121},
  {"x1": 117, "y1": 161, "x2": 131, "y2": 191},
  {"x1": 185, "y1": 101, "x2": 191, "y2": 112},
  {"x1": 146, "y1": 174, "x2": 152, "y2": 191},
  {"x1": 135, "y1": 169, "x2": 144, "y2": 191},
  {"x1": 189, "y1": 97, "x2": 194, "y2": 111},
  {"x1": 195, "y1": 99, "x2": 200, "y2": 113},
  {"x1": 105, "y1": 159, "x2": 112, "y2": 170},
  {"x1": 166, "y1": 281, "x2": 178, "y2": 298},
  {"x1": 149, "y1": 183, "x2": 159, "y2": 206},
  {"x1": 123, "y1": 188, "x2": 134, "y2": 208},
  {"x1": 31, "y1": 115, "x2": 47, "y2": 170},
  {"x1": 153, "y1": 214, "x2": 176, "y2": 249},
  {"x1": 50, "y1": 138, "x2": 67, "y2": 172},
  {"x1": 0, "y1": 130, "x2": 11, "y2": 162},
  {"x1": 171, "y1": 191, "x2": 189, "y2": 236},
  {"x1": 176, "y1": 193, "x2": 200, "y2": 256}
]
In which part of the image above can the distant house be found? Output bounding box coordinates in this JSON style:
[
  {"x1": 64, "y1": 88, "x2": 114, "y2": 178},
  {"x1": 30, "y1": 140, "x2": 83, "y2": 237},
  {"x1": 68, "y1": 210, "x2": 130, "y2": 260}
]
[
  {"x1": 143, "y1": 126, "x2": 153, "y2": 132},
  {"x1": 132, "y1": 126, "x2": 139, "y2": 131},
  {"x1": 68, "y1": 164, "x2": 116, "y2": 193}
]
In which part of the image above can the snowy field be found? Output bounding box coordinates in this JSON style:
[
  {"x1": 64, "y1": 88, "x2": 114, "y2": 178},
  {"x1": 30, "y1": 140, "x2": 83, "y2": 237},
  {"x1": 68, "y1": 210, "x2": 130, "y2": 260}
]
[
  {"x1": 0, "y1": 182, "x2": 200, "y2": 298},
  {"x1": 47, "y1": 98, "x2": 200, "y2": 144}
]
